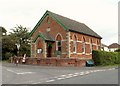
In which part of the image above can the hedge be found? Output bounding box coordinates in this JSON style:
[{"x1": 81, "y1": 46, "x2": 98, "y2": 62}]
[{"x1": 92, "y1": 50, "x2": 120, "y2": 66}]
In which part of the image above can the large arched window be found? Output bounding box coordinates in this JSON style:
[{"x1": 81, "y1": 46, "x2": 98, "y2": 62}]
[
  {"x1": 56, "y1": 34, "x2": 62, "y2": 52},
  {"x1": 73, "y1": 35, "x2": 77, "y2": 53},
  {"x1": 82, "y1": 37, "x2": 86, "y2": 54}
]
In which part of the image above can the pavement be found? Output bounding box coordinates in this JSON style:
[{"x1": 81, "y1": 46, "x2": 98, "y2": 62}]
[{"x1": 1, "y1": 62, "x2": 119, "y2": 84}]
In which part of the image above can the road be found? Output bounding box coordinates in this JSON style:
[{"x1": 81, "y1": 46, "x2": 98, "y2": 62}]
[{"x1": 2, "y1": 62, "x2": 118, "y2": 84}]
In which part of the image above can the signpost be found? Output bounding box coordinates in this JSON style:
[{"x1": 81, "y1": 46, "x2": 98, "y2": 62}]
[{"x1": 15, "y1": 43, "x2": 20, "y2": 57}]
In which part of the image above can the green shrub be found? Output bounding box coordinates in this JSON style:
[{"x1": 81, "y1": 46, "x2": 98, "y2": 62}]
[{"x1": 92, "y1": 50, "x2": 120, "y2": 66}]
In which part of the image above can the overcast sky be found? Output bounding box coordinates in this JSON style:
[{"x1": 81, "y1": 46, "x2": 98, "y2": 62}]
[{"x1": 0, "y1": 0, "x2": 119, "y2": 45}]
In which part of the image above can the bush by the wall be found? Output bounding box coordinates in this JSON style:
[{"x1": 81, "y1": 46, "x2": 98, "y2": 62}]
[{"x1": 92, "y1": 50, "x2": 120, "y2": 66}]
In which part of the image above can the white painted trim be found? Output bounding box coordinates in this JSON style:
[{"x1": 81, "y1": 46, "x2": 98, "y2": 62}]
[
  {"x1": 56, "y1": 40, "x2": 62, "y2": 51},
  {"x1": 92, "y1": 43, "x2": 97, "y2": 46},
  {"x1": 67, "y1": 32, "x2": 70, "y2": 58},
  {"x1": 70, "y1": 40, "x2": 73, "y2": 41},
  {"x1": 73, "y1": 41, "x2": 77, "y2": 53},
  {"x1": 55, "y1": 33, "x2": 63, "y2": 51},
  {"x1": 82, "y1": 36, "x2": 86, "y2": 42},
  {"x1": 72, "y1": 34, "x2": 78, "y2": 41},
  {"x1": 85, "y1": 42, "x2": 90, "y2": 44},
  {"x1": 56, "y1": 41, "x2": 58, "y2": 51},
  {"x1": 86, "y1": 53, "x2": 90, "y2": 55},
  {"x1": 77, "y1": 53, "x2": 82, "y2": 55},
  {"x1": 77, "y1": 41, "x2": 82, "y2": 43},
  {"x1": 61, "y1": 40, "x2": 67, "y2": 42},
  {"x1": 55, "y1": 33, "x2": 63, "y2": 40}
]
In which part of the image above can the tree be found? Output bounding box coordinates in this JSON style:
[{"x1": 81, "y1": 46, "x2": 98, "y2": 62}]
[
  {"x1": 2, "y1": 25, "x2": 30, "y2": 60},
  {"x1": 0, "y1": 26, "x2": 7, "y2": 36},
  {"x1": 10, "y1": 25, "x2": 31, "y2": 57}
]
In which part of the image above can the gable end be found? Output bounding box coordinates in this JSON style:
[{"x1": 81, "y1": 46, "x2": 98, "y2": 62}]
[{"x1": 29, "y1": 10, "x2": 68, "y2": 37}]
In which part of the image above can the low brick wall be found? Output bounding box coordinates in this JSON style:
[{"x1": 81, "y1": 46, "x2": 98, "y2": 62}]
[{"x1": 11, "y1": 57, "x2": 87, "y2": 67}]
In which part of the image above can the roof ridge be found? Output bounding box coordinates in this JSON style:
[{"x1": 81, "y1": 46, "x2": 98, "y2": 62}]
[
  {"x1": 48, "y1": 11, "x2": 83, "y2": 24},
  {"x1": 30, "y1": 10, "x2": 102, "y2": 39},
  {"x1": 48, "y1": 10, "x2": 102, "y2": 39}
]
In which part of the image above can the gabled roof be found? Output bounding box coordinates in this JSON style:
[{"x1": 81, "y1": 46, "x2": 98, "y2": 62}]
[
  {"x1": 108, "y1": 43, "x2": 120, "y2": 48},
  {"x1": 101, "y1": 43, "x2": 108, "y2": 47},
  {"x1": 30, "y1": 10, "x2": 102, "y2": 39},
  {"x1": 32, "y1": 32, "x2": 55, "y2": 43}
]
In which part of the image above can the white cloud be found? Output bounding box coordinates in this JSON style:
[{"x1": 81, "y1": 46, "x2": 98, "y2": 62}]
[{"x1": 0, "y1": 0, "x2": 119, "y2": 45}]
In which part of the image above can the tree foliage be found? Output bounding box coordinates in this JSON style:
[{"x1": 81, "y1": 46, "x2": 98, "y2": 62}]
[{"x1": 2, "y1": 25, "x2": 30, "y2": 60}]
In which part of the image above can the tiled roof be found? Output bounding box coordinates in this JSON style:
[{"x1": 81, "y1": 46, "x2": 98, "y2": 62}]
[
  {"x1": 48, "y1": 11, "x2": 102, "y2": 39},
  {"x1": 30, "y1": 10, "x2": 102, "y2": 39},
  {"x1": 43, "y1": 32, "x2": 55, "y2": 41},
  {"x1": 108, "y1": 43, "x2": 120, "y2": 48},
  {"x1": 101, "y1": 43, "x2": 108, "y2": 47},
  {"x1": 32, "y1": 32, "x2": 55, "y2": 42}
]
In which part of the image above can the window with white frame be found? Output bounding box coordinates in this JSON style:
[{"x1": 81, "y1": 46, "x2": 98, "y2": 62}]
[
  {"x1": 56, "y1": 34, "x2": 62, "y2": 52},
  {"x1": 56, "y1": 41, "x2": 61, "y2": 52},
  {"x1": 82, "y1": 42, "x2": 85, "y2": 54},
  {"x1": 90, "y1": 44, "x2": 92, "y2": 54},
  {"x1": 37, "y1": 48, "x2": 43, "y2": 53},
  {"x1": 73, "y1": 41, "x2": 77, "y2": 53}
]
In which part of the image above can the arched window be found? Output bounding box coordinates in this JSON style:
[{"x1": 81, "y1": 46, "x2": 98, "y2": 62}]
[
  {"x1": 90, "y1": 38, "x2": 93, "y2": 54},
  {"x1": 73, "y1": 35, "x2": 77, "y2": 53},
  {"x1": 96, "y1": 40, "x2": 100, "y2": 50},
  {"x1": 82, "y1": 37, "x2": 86, "y2": 54},
  {"x1": 56, "y1": 34, "x2": 62, "y2": 52},
  {"x1": 37, "y1": 40, "x2": 43, "y2": 53}
]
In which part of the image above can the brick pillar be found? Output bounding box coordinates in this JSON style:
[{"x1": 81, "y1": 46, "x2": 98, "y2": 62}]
[
  {"x1": 43, "y1": 41, "x2": 47, "y2": 58},
  {"x1": 30, "y1": 37, "x2": 32, "y2": 58},
  {"x1": 67, "y1": 32, "x2": 70, "y2": 58}
]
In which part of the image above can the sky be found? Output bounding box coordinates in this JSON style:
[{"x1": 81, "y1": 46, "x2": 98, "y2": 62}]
[{"x1": 0, "y1": 0, "x2": 119, "y2": 45}]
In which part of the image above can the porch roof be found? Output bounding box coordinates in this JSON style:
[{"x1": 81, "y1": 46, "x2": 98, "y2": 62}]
[{"x1": 32, "y1": 32, "x2": 55, "y2": 43}]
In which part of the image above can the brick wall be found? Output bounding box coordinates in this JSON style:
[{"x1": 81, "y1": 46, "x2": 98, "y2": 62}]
[
  {"x1": 31, "y1": 15, "x2": 68, "y2": 58},
  {"x1": 11, "y1": 57, "x2": 86, "y2": 67},
  {"x1": 31, "y1": 15, "x2": 101, "y2": 59},
  {"x1": 69, "y1": 31, "x2": 101, "y2": 59}
]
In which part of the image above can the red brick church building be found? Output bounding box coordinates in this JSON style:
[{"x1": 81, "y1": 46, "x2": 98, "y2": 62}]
[{"x1": 29, "y1": 10, "x2": 102, "y2": 59}]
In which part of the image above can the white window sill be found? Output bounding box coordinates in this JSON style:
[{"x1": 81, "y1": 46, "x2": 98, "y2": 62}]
[
  {"x1": 82, "y1": 52, "x2": 85, "y2": 54},
  {"x1": 73, "y1": 52, "x2": 77, "y2": 54}
]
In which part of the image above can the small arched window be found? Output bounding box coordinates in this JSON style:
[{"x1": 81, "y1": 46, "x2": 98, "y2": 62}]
[
  {"x1": 56, "y1": 34, "x2": 62, "y2": 52},
  {"x1": 73, "y1": 35, "x2": 77, "y2": 53}
]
